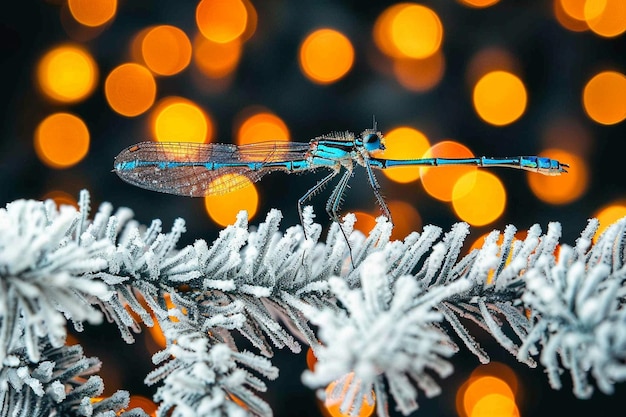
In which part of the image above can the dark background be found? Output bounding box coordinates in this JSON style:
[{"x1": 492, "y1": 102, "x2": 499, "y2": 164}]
[{"x1": 1, "y1": 1, "x2": 625, "y2": 416}]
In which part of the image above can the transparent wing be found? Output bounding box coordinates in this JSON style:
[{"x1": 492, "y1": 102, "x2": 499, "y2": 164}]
[{"x1": 113, "y1": 141, "x2": 312, "y2": 197}]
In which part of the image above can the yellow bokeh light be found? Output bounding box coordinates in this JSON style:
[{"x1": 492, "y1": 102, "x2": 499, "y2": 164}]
[
  {"x1": 463, "y1": 376, "x2": 515, "y2": 417},
  {"x1": 306, "y1": 347, "x2": 318, "y2": 372},
  {"x1": 470, "y1": 362, "x2": 519, "y2": 395},
  {"x1": 204, "y1": 174, "x2": 259, "y2": 226},
  {"x1": 458, "y1": 0, "x2": 500, "y2": 8},
  {"x1": 353, "y1": 211, "x2": 378, "y2": 236},
  {"x1": 473, "y1": 71, "x2": 527, "y2": 126},
  {"x1": 585, "y1": 0, "x2": 626, "y2": 37},
  {"x1": 105, "y1": 63, "x2": 156, "y2": 117},
  {"x1": 421, "y1": 141, "x2": 476, "y2": 202},
  {"x1": 388, "y1": 200, "x2": 421, "y2": 240},
  {"x1": 193, "y1": 34, "x2": 242, "y2": 79},
  {"x1": 68, "y1": 0, "x2": 117, "y2": 27},
  {"x1": 152, "y1": 97, "x2": 213, "y2": 144},
  {"x1": 452, "y1": 171, "x2": 505, "y2": 226},
  {"x1": 237, "y1": 112, "x2": 290, "y2": 146},
  {"x1": 471, "y1": 394, "x2": 519, "y2": 417},
  {"x1": 592, "y1": 201, "x2": 626, "y2": 242},
  {"x1": 43, "y1": 190, "x2": 78, "y2": 209},
  {"x1": 381, "y1": 127, "x2": 431, "y2": 183},
  {"x1": 37, "y1": 44, "x2": 98, "y2": 103},
  {"x1": 35, "y1": 113, "x2": 90, "y2": 169},
  {"x1": 196, "y1": 0, "x2": 248, "y2": 43},
  {"x1": 141, "y1": 25, "x2": 192, "y2": 76},
  {"x1": 389, "y1": 4, "x2": 443, "y2": 59},
  {"x1": 527, "y1": 149, "x2": 587, "y2": 205},
  {"x1": 583, "y1": 71, "x2": 626, "y2": 125},
  {"x1": 393, "y1": 50, "x2": 445, "y2": 92},
  {"x1": 554, "y1": 0, "x2": 590, "y2": 32},
  {"x1": 324, "y1": 373, "x2": 375, "y2": 417},
  {"x1": 128, "y1": 395, "x2": 158, "y2": 417},
  {"x1": 373, "y1": 4, "x2": 406, "y2": 58},
  {"x1": 466, "y1": 47, "x2": 518, "y2": 87},
  {"x1": 299, "y1": 28, "x2": 355, "y2": 84}
]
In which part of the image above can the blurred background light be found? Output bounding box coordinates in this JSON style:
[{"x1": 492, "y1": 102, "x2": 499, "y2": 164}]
[
  {"x1": 105, "y1": 63, "x2": 156, "y2": 117},
  {"x1": 151, "y1": 97, "x2": 213, "y2": 143},
  {"x1": 43, "y1": 190, "x2": 79, "y2": 208},
  {"x1": 554, "y1": 0, "x2": 590, "y2": 32},
  {"x1": 140, "y1": 25, "x2": 192, "y2": 76},
  {"x1": 582, "y1": 71, "x2": 626, "y2": 125},
  {"x1": 37, "y1": 44, "x2": 98, "y2": 103},
  {"x1": 381, "y1": 126, "x2": 431, "y2": 183},
  {"x1": 204, "y1": 174, "x2": 259, "y2": 226},
  {"x1": 299, "y1": 29, "x2": 355, "y2": 84},
  {"x1": 388, "y1": 4, "x2": 443, "y2": 59},
  {"x1": 193, "y1": 33, "x2": 242, "y2": 79},
  {"x1": 352, "y1": 211, "x2": 378, "y2": 236},
  {"x1": 196, "y1": 0, "x2": 248, "y2": 43},
  {"x1": 458, "y1": 0, "x2": 500, "y2": 8},
  {"x1": 472, "y1": 71, "x2": 527, "y2": 126},
  {"x1": 452, "y1": 171, "x2": 506, "y2": 226},
  {"x1": 592, "y1": 200, "x2": 626, "y2": 241},
  {"x1": 236, "y1": 111, "x2": 290, "y2": 146},
  {"x1": 68, "y1": 0, "x2": 117, "y2": 27},
  {"x1": 457, "y1": 362, "x2": 520, "y2": 417},
  {"x1": 324, "y1": 373, "x2": 375, "y2": 417},
  {"x1": 35, "y1": 113, "x2": 90, "y2": 169},
  {"x1": 387, "y1": 200, "x2": 421, "y2": 240},
  {"x1": 392, "y1": 50, "x2": 445, "y2": 92},
  {"x1": 527, "y1": 149, "x2": 588, "y2": 205},
  {"x1": 585, "y1": 0, "x2": 626, "y2": 38},
  {"x1": 420, "y1": 141, "x2": 476, "y2": 202}
]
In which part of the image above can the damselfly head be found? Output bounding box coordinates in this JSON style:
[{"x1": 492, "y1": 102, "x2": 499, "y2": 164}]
[{"x1": 358, "y1": 129, "x2": 385, "y2": 154}]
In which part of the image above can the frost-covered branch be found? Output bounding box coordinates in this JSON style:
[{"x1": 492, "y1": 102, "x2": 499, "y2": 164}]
[{"x1": 1, "y1": 190, "x2": 626, "y2": 417}]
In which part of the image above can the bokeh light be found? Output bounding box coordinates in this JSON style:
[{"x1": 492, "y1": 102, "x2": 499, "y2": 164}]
[
  {"x1": 105, "y1": 63, "x2": 156, "y2": 117},
  {"x1": 388, "y1": 200, "x2": 422, "y2": 240},
  {"x1": 193, "y1": 34, "x2": 242, "y2": 79},
  {"x1": 420, "y1": 141, "x2": 476, "y2": 202},
  {"x1": 554, "y1": 0, "x2": 590, "y2": 32},
  {"x1": 592, "y1": 200, "x2": 626, "y2": 242},
  {"x1": 392, "y1": 51, "x2": 445, "y2": 92},
  {"x1": 196, "y1": 0, "x2": 248, "y2": 43},
  {"x1": 35, "y1": 113, "x2": 90, "y2": 169},
  {"x1": 381, "y1": 127, "x2": 431, "y2": 183},
  {"x1": 466, "y1": 47, "x2": 518, "y2": 87},
  {"x1": 457, "y1": 362, "x2": 520, "y2": 417},
  {"x1": 299, "y1": 29, "x2": 355, "y2": 84},
  {"x1": 527, "y1": 149, "x2": 588, "y2": 205},
  {"x1": 237, "y1": 112, "x2": 290, "y2": 146},
  {"x1": 353, "y1": 211, "x2": 378, "y2": 236},
  {"x1": 204, "y1": 174, "x2": 259, "y2": 226},
  {"x1": 458, "y1": 0, "x2": 500, "y2": 8},
  {"x1": 471, "y1": 393, "x2": 519, "y2": 417},
  {"x1": 37, "y1": 44, "x2": 98, "y2": 103},
  {"x1": 141, "y1": 25, "x2": 192, "y2": 76},
  {"x1": 473, "y1": 71, "x2": 527, "y2": 126},
  {"x1": 128, "y1": 395, "x2": 158, "y2": 417},
  {"x1": 324, "y1": 373, "x2": 375, "y2": 417},
  {"x1": 151, "y1": 97, "x2": 213, "y2": 144},
  {"x1": 583, "y1": 71, "x2": 626, "y2": 125},
  {"x1": 452, "y1": 171, "x2": 506, "y2": 226},
  {"x1": 585, "y1": 0, "x2": 626, "y2": 38},
  {"x1": 43, "y1": 190, "x2": 78, "y2": 208},
  {"x1": 374, "y1": 3, "x2": 443, "y2": 59},
  {"x1": 391, "y1": 4, "x2": 443, "y2": 59},
  {"x1": 306, "y1": 347, "x2": 318, "y2": 372},
  {"x1": 68, "y1": 0, "x2": 117, "y2": 27}
]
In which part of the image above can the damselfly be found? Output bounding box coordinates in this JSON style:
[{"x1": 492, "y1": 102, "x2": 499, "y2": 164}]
[{"x1": 114, "y1": 127, "x2": 568, "y2": 227}]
